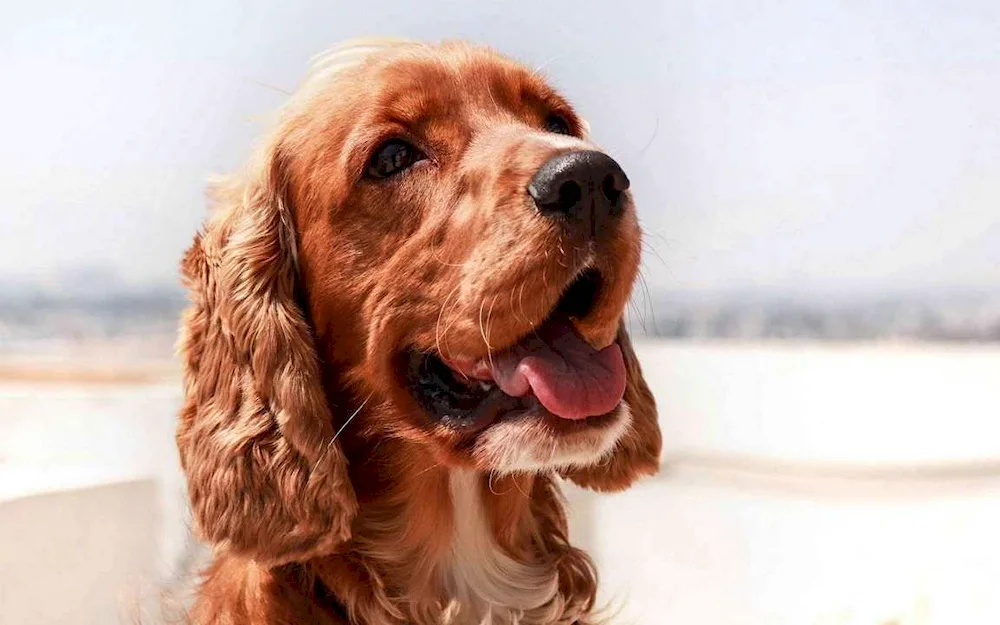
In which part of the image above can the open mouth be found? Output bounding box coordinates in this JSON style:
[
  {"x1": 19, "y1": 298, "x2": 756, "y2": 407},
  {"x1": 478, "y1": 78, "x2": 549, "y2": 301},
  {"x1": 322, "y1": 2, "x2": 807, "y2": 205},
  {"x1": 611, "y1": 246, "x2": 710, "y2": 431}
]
[{"x1": 402, "y1": 268, "x2": 626, "y2": 432}]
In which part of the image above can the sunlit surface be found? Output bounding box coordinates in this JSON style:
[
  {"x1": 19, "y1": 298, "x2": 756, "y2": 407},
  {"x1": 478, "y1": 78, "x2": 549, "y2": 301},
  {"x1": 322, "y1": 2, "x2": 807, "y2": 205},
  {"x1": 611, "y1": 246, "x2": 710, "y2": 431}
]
[{"x1": 3, "y1": 341, "x2": 998, "y2": 624}]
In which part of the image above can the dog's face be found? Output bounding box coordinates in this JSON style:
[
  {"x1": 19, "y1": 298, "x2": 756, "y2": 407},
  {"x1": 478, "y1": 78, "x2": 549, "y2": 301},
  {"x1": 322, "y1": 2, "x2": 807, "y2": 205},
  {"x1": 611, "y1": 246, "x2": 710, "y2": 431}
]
[
  {"x1": 278, "y1": 42, "x2": 644, "y2": 474},
  {"x1": 178, "y1": 39, "x2": 660, "y2": 564}
]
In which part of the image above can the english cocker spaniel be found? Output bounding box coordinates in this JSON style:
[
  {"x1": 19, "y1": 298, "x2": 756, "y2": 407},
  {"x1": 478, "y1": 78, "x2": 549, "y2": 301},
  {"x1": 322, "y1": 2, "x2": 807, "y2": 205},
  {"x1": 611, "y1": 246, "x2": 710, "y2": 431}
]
[{"x1": 177, "y1": 39, "x2": 661, "y2": 625}]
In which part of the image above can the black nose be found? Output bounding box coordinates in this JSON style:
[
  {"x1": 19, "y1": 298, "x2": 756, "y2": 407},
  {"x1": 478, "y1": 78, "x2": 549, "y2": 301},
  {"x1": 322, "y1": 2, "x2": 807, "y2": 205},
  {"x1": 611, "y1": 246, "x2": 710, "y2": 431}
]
[{"x1": 527, "y1": 150, "x2": 630, "y2": 234}]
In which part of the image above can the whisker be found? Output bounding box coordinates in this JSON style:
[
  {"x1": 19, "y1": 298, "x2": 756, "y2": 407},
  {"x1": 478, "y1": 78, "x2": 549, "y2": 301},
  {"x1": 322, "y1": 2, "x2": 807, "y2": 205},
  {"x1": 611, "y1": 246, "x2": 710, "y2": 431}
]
[
  {"x1": 638, "y1": 109, "x2": 660, "y2": 155},
  {"x1": 626, "y1": 299, "x2": 646, "y2": 335},
  {"x1": 517, "y1": 280, "x2": 530, "y2": 327},
  {"x1": 487, "y1": 469, "x2": 511, "y2": 496},
  {"x1": 440, "y1": 303, "x2": 467, "y2": 360},
  {"x1": 520, "y1": 277, "x2": 547, "y2": 343},
  {"x1": 436, "y1": 281, "x2": 464, "y2": 360},
  {"x1": 250, "y1": 78, "x2": 292, "y2": 96},
  {"x1": 511, "y1": 471, "x2": 530, "y2": 498},
  {"x1": 485, "y1": 293, "x2": 499, "y2": 356},
  {"x1": 314, "y1": 393, "x2": 373, "y2": 472},
  {"x1": 635, "y1": 269, "x2": 658, "y2": 335},
  {"x1": 640, "y1": 237, "x2": 669, "y2": 268},
  {"x1": 332, "y1": 393, "x2": 372, "y2": 443},
  {"x1": 531, "y1": 52, "x2": 568, "y2": 78},
  {"x1": 412, "y1": 459, "x2": 444, "y2": 480},
  {"x1": 479, "y1": 295, "x2": 498, "y2": 371},
  {"x1": 508, "y1": 284, "x2": 520, "y2": 327}
]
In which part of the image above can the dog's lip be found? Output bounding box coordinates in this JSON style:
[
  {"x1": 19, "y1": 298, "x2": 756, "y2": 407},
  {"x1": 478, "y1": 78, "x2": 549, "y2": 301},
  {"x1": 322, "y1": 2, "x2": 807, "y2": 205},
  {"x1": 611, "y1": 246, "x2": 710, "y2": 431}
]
[
  {"x1": 406, "y1": 352, "x2": 622, "y2": 435},
  {"x1": 441, "y1": 265, "x2": 607, "y2": 363},
  {"x1": 438, "y1": 317, "x2": 625, "y2": 420},
  {"x1": 401, "y1": 266, "x2": 621, "y2": 429},
  {"x1": 440, "y1": 355, "x2": 494, "y2": 381}
]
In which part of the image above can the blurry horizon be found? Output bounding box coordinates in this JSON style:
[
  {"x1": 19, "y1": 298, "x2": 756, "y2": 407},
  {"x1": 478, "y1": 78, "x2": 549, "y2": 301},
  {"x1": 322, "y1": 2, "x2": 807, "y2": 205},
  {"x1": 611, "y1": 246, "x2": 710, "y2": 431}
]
[
  {"x1": 2, "y1": 263, "x2": 998, "y2": 346},
  {"x1": 5, "y1": 259, "x2": 1000, "y2": 297}
]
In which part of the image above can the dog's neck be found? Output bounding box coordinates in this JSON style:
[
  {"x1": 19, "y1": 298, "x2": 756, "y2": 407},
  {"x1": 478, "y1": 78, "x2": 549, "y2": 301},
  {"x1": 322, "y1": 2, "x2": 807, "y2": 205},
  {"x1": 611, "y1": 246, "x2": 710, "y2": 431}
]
[
  {"x1": 442, "y1": 469, "x2": 562, "y2": 625},
  {"x1": 316, "y1": 436, "x2": 597, "y2": 625}
]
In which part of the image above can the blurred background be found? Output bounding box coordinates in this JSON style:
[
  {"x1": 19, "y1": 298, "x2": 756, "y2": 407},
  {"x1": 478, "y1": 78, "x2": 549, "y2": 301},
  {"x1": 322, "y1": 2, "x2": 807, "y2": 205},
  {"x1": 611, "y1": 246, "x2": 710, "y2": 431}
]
[{"x1": 2, "y1": 1, "x2": 999, "y2": 623}]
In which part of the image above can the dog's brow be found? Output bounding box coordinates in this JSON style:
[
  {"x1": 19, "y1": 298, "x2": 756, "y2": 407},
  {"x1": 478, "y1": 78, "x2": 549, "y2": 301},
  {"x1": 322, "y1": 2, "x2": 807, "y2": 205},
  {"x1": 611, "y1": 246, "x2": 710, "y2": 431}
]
[{"x1": 372, "y1": 92, "x2": 452, "y2": 133}]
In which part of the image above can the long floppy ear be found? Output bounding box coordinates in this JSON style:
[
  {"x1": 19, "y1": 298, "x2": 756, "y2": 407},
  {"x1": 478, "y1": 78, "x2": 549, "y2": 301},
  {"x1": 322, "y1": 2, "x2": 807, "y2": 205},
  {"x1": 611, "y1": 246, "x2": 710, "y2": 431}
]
[
  {"x1": 176, "y1": 149, "x2": 357, "y2": 565},
  {"x1": 561, "y1": 322, "x2": 661, "y2": 491}
]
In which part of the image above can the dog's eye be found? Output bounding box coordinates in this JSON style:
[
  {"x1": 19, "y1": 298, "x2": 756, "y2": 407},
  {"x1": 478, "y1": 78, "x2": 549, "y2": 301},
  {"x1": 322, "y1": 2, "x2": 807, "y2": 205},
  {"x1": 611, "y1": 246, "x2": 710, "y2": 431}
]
[
  {"x1": 367, "y1": 140, "x2": 425, "y2": 179},
  {"x1": 544, "y1": 114, "x2": 572, "y2": 136}
]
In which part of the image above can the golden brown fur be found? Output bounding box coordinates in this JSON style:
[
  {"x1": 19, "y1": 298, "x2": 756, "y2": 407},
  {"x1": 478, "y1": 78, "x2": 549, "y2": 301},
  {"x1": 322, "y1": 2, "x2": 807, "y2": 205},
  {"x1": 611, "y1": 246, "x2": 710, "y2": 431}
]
[{"x1": 177, "y1": 39, "x2": 661, "y2": 624}]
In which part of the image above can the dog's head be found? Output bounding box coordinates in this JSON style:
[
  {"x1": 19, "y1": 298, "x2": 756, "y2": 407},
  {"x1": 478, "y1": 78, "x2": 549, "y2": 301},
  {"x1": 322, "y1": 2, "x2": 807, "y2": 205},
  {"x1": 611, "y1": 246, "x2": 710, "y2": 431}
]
[{"x1": 177, "y1": 40, "x2": 661, "y2": 565}]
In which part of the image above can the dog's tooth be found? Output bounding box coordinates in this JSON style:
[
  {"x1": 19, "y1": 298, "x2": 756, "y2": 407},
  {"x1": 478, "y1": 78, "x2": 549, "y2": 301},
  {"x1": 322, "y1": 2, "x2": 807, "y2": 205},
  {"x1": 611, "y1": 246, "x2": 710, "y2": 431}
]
[
  {"x1": 471, "y1": 359, "x2": 492, "y2": 379},
  {"x1": 478, "y1": 381, "x2": 495, "y2": 392}
]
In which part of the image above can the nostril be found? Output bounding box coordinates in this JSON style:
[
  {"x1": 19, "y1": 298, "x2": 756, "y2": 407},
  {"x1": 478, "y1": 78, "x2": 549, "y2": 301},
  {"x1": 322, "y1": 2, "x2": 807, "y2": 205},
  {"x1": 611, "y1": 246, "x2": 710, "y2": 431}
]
[
  {"x1": 555, "y1": 181, "x2": 582, "y2": 213},
  {"x1": 601, "y1": 174, "x2": 621, "y2": 205},
  {"x1": 536, "y1": 179, "x2": 583, "y2": 215}
]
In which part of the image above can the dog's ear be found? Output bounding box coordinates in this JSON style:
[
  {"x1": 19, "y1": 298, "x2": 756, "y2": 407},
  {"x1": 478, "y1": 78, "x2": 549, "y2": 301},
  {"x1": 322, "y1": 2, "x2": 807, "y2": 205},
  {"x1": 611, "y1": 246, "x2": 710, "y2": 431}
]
[
  {"x1": 176, "y1": 146, "x2": 357, "y2": 565},
  {"x1": 561, "y1": 322, "x2": 661, "y2": 491}
]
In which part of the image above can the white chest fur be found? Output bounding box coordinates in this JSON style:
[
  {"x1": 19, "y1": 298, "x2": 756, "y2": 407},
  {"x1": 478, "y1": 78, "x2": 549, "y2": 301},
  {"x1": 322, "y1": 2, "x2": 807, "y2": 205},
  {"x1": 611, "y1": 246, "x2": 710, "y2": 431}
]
[{"x1": 442, "y1": 470, "x2": 560, "y2": 625}]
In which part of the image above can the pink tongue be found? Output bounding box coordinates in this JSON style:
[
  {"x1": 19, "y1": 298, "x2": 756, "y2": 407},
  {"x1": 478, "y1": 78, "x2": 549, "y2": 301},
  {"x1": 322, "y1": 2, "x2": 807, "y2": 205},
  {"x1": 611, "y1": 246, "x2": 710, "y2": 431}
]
[{"x1": 489, "y1": 320, "x2": 626, "y2": 420}]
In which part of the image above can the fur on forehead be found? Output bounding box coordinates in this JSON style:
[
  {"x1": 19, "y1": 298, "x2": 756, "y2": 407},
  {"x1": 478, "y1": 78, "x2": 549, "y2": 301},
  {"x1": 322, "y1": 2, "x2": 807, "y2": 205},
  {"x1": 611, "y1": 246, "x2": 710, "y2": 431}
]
[{"x1": 278, "y1": 38, "x2": 591, "y2": 137}]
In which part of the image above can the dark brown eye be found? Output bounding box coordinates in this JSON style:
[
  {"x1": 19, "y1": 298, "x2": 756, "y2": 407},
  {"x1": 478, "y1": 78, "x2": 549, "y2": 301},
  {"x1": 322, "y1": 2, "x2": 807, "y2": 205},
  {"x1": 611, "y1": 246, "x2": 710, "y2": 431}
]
[
  {"x1": 367, "y1": 139, "x2": 425, "y2": 179},
  {"x1": 544, "y1": 113, "x2": 572, "y2": 136}
]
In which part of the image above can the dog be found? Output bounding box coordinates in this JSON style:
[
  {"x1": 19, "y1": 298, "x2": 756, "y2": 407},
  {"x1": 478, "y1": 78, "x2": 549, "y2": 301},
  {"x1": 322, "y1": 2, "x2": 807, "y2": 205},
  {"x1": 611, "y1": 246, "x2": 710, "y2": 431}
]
[{"x1": 176, "y1": 38, "x2": 661, "y2": 625}]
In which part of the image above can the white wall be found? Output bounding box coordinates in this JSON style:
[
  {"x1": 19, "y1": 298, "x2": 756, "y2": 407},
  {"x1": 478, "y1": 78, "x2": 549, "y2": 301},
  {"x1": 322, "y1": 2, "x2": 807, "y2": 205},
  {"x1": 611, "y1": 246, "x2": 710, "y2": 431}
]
[{"x1": 0, "y1": 481, "x2": 160, "y2": 625}]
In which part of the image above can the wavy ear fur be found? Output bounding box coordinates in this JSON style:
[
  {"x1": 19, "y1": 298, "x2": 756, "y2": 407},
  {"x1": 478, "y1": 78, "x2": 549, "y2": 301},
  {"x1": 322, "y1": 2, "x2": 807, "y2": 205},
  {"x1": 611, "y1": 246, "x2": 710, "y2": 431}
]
[
  {"x1": 176, "y1": 147, "x2": 357, "y2": 565},
  {"x1": 562, "y1": 323, "x2": 662, "y2": 491}
]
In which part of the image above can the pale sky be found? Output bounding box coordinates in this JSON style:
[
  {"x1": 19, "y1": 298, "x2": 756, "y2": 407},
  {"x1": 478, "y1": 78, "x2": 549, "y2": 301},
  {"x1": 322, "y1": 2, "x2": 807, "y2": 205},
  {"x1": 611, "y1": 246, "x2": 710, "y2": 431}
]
[{"x1": 2, "y1": 0, "x2": 999, "y2": 294}]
